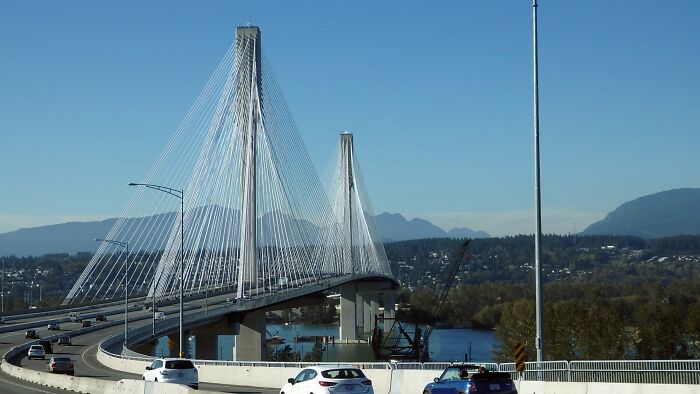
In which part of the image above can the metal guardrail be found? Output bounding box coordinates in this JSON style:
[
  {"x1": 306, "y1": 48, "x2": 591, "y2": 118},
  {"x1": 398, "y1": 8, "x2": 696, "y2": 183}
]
[{"x1": 568, "y1": 360, "x2": 700, "y2": 385}]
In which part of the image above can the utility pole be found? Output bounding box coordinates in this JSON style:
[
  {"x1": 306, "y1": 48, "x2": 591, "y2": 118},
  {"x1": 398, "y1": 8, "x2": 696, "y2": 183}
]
[{"x1": 532, "y1": 0, "x2": 545, "y2": 366}]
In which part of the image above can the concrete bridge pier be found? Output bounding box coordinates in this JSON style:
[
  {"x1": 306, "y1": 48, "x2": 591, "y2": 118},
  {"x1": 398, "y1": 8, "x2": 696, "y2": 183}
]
[
  {"x1": 194, "y1": 333, "x2": 218, "y2": 360},
  {"x1": 167, "y1": 331, "x2": 191, "y2": 358},
  {"x1": 233, "y1": 309, "x2": 266, "y2": 361},
  {"x1": 340, "y1": 283, "x2": 358, "y2": 340},
  {"x1": 363, "y1": 293, "x2": 380, "y2": 336},
  {"x1": 356, "y1": 292, "x2": 365, "y2": 336},
  {"x1": 383, "y1": 290, "x2": 396, "y2": 333}
]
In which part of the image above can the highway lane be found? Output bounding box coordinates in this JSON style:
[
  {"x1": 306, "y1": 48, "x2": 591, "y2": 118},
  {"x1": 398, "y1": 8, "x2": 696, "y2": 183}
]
[
  {"x1": 0, "y1": 324, "x2": 74, "y2": 393},
  {"x1": 2, "y1": 302, "x2": 278, "y2": 393}
]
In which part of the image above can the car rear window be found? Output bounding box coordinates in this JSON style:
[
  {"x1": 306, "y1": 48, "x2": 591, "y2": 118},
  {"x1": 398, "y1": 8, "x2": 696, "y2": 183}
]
[
  {"x1": 30, "y1": 345, "x2": 43, "y2": 349},
  {"x1": 165, "y1": 360, "x2": 195, "y2": 369},
  {"x1": 321, "y1": 369, "x2": 365, "y2": 379}
]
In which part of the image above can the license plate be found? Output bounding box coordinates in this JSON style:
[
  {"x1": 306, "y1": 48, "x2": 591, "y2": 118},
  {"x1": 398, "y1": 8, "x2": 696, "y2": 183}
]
[
  {"x1": 339, "y1": 384, "x2": 357, "y2": 391},
  {"x1": 489, "y1": 383, "x2": 501, "y2": 390}
]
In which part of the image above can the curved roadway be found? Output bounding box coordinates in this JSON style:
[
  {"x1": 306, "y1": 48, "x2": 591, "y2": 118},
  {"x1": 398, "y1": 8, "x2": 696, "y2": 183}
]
[{"x1": 0, "y1": 301, "x2": 277, "y2": 393}]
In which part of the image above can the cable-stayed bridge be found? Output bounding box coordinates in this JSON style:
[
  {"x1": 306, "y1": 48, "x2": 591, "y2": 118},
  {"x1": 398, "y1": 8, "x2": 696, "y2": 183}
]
[
  {"x1": 3, "y1": 25, "x2": 700, "y2": 394},
  {"x1": 61, "y1": 26, "x2": 397, "y2": 360}
]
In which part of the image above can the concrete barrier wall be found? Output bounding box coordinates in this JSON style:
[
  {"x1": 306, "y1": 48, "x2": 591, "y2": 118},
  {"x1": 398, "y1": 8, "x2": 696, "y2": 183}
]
[
  {"x1": 96, "y1": 348, "x2": 700, "y2": 394},
  {"x1": 0, "y1": 359, "x2": 219, "y2": 394},
  {"x1": 516, "y1": 381, "x2": 700, "y2": 394}
]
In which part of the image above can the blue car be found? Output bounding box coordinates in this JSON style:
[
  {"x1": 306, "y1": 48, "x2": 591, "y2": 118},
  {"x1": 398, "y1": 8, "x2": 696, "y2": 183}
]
[{"x1": 423, "y1": 365, "x2": 517, "y2": 394}]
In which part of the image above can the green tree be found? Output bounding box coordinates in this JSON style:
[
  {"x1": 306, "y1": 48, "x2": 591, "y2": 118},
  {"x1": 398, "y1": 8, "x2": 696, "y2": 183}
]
[{"x1": 493, "y1": 299, "x2": 535, "y2": 362}]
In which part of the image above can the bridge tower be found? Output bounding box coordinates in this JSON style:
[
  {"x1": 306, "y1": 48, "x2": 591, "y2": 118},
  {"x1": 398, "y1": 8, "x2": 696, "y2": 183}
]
[
  {"x1": 336, "y1": 132, "x2": 397, "y2": 341},
  {"x1": 235, "y1": 25, "x2": 262, "y2": 300}
]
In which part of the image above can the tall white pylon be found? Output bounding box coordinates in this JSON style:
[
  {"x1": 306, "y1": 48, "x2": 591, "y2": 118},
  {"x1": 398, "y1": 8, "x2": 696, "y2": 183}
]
[{"x1": 235, "y1": 26, "x2": 262, "y2": 298}]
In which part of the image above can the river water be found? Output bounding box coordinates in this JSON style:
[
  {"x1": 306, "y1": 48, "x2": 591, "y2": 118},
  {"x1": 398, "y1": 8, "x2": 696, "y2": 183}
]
[{"x1": 152, "y1": 324, "x2": 496, "y2": 362}]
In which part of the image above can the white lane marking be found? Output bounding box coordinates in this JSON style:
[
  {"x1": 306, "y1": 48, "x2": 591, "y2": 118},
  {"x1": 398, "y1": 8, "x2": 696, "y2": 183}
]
[{"x1": 80, "y1": 341, "x2": 102, "y2": 372}]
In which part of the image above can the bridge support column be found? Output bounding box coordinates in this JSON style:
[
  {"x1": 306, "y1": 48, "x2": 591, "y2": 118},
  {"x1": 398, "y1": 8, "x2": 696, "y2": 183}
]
[
  {"x1": 363, "y1": 295, "x2": 372, "y2": 336},
  {"x1": 383, "y1": 291, "x2": 396, "y2": 334},
  {"x1": 370, "y1": 298, "x2": 379, "y2": 334},
  {"x1": 233, "y1": 310, "x2": 266, "y2": 361},
  {"x1": 340, "y1": 283, "x2": 358, "y2": 340},
  {"x1": 356, "y1": 292, "x2": 365, "y2": 336},
  {"x1": 195, "y1": 334, "x2": 218, "y2": 360}
]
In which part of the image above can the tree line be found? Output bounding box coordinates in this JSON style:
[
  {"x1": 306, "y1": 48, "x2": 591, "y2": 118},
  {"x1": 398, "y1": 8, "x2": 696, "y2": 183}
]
[{"x1": 386, "y1": 235, "x2": 700, "y2": 361}]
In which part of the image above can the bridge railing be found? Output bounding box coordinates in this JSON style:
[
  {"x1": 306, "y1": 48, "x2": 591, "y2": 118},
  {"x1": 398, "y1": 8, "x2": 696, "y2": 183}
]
[{"x1": 497, "y1": 360, "x2": 700, "y2": 385}]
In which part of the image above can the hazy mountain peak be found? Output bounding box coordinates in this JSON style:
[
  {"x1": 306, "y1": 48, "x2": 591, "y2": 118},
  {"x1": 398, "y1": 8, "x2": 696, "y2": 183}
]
[{"x1": 583, "y1": 188, "x2": 700, "y2": 238}]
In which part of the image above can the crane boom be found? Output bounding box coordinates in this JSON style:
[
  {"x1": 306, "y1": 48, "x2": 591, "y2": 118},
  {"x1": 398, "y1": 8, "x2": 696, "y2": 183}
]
[{"x1": 420, "y1": 239, "x2": 471, "y2": 359}]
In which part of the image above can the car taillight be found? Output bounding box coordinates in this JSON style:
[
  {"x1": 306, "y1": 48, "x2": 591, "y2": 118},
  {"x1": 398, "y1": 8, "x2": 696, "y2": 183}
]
[
  {"x1": 70, "y1": 362, "x2": 75, "y2": 367},
  {"x1": 318, "y1": 381, "x2": 337, "y2": 387},
  {"x1": 51, "y1": 363, "x2": 56, "y2": 368},
  {"x1": 468, "y1": 382, "x2": 477, "y2": 393},
  {"x1": 362, "y1": 380, "x2": 372, "y2": 385}
]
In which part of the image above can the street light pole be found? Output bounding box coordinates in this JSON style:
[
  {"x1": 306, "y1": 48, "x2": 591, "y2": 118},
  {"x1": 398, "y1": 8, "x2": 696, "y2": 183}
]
[
  {"x1": 130, "y1": 182, "x2": 185, "y2": 358},
  {"x1": 2, "y1": 257, "x2": 5, "y2": 314},
  {"x1": 532, "y1": 0, "x2": 545, "y2": 367},
  {"x1": 95, "y1": 238, "x2": 129, "y2": 348}
]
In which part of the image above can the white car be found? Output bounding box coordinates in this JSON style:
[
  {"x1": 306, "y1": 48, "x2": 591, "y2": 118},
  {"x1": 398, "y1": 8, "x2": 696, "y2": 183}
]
[
  {"x1": 28, "y1": 344, "x2": 46, "y2": 360},
  {"x1": 281, "y1": 365, "x2": 374, "y2": 394},
  {"x1": 143, "y1": 358, "x2": 198, "y2": 389}
]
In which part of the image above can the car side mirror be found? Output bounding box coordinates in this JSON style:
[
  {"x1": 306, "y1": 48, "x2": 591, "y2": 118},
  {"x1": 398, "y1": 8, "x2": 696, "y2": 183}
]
[
  {"x1": 287, "y1": 378, "x2": 295, "y2": 384},
  {"x1": 434, "y1": 377, "x2": 440, "y2": 383},
  {"x1": 145, "y1": 366, "x2": 152, "y2": 371}
]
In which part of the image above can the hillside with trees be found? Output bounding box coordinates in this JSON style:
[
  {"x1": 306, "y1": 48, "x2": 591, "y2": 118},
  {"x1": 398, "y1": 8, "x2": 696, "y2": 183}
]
[{"x1": 385, "y1": 235, "x2": 700, "y2": 361}]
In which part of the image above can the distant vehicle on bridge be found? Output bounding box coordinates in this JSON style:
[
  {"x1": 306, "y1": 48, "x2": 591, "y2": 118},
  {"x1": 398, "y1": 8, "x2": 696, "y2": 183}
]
[
  {"x1": 39, "y1": 339, "x2": 53, "y2": 354},
  {"x1": 47, "y1": 323, "x2": 60, "y2": 330},
  {"x1": 281, "y1": 365, "x2": 373, "y2": 394},
  {"x1": 68, "y1": 312, "x2": 82, "y2": 322},
  {"x1": 57, "y1": 336, "x2": 71, "y2": 346},
  {"x1": 423, "y1": 365, "x2": 517, "y2": 394},
  {"x1": 46, "y1": 356, "x2": 74, "y2": 375},
  {"x1": 27, "y1": 344, "x2": 45, "y2": 360},
  {"x1": 154, "y1": 311, "x2": 166, "y2": 320},
  {"x1": 25, "y1": 329, "x2": 39, "y2": 339}
]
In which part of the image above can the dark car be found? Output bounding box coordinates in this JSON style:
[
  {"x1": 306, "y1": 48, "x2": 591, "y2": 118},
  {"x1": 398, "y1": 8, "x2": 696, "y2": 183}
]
[
  {"x1": 95, "y1": 314, "x2": 107, "y2": 322},
  {"x1": 39, "y1": 339, "x2": 53, "y2": 354},
  {"x1": 25, "y1": 329, "x2": 40, "y2": 339},
  {"x1": 46, "y1": 356, "x2": 74, "y2": 375},
  {"x1": 423, "y1": 365, "x2": 517, "y2": 394},
  {"x1": 82, "y1": 320, "x2": 92, "y2": 328},
  {"x1": 57, "y1": 336, "x2": 71, "y2": 346}
]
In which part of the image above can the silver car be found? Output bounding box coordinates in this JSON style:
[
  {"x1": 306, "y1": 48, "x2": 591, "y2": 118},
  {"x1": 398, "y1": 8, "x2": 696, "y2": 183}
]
[
  {"x1": 28, "y1": 344, "x2": 45, "y2": 360},
  {"x1": 46, "y1": 357, "x2": 74, "y2": 375}
]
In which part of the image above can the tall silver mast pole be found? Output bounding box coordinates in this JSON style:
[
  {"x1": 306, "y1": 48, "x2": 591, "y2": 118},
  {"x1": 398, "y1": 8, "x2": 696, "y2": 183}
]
[{"x1": 532, "y1": 0, "x2": 545, "y2": 365}]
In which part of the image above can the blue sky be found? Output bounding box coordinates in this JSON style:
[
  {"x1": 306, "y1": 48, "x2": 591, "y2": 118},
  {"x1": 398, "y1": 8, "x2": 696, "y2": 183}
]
[{"x1": 1, "y1": 0, "x2": 699, "y2": 236}]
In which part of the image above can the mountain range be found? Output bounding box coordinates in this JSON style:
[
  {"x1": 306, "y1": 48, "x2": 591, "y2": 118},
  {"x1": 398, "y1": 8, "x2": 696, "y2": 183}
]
[
  {"x1": 583, "y1": 188, "x2": 700, "y2": 238},
  {"x1": 4, "y1": 187, "x2": 697, "y2": 256},
  {"x1": 0, "y1": 211, "x2": 489, "y2": 256}
]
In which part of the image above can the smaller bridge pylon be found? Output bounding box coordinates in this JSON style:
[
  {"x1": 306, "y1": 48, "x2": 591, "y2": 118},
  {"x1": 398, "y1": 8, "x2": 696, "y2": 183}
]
[{"x1": 323, "y1": 132, "x2": 396, "y2": 341}]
